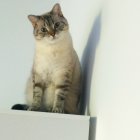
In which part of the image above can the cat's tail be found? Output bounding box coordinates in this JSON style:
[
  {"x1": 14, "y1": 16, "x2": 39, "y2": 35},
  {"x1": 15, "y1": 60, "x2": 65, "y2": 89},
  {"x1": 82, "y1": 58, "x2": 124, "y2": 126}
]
[{"x1": 11, "y1": 104, "x2": 29, "y2": 110}]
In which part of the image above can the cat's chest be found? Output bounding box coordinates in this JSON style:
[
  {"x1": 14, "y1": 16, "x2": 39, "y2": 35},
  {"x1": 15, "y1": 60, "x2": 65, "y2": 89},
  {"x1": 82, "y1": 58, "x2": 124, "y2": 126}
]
[
  {"x1": 34, "y1": 44, "x2": 71, "y2": 79},
  {"x1": 35, "y1": 49, "x2": 59, "y2": 71}
]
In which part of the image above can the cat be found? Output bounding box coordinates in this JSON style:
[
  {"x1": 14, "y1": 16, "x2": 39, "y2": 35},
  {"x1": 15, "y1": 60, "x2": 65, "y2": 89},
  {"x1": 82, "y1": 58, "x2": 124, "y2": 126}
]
[{"x1": 12, "y1": 3, "x2": 81, "y2": 114}]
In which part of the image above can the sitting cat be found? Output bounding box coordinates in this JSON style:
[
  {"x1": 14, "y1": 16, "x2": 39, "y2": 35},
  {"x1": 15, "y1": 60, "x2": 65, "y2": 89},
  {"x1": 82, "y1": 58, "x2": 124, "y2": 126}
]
[{"x1": 12, "y1": 3, "x2": 81, "y2": 114}]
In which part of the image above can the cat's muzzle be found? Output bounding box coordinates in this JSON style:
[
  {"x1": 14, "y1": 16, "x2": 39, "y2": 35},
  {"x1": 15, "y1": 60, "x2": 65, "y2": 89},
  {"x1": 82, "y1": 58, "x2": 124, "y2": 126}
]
[{"x1": 48, "y1": 30, "x2": 55, "y2": 37}]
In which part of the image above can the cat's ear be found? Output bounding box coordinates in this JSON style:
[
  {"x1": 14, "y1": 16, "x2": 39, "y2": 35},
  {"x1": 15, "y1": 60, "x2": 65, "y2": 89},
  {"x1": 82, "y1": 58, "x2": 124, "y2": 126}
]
[
  {"x1": 28, "y1": 15, "x2": 39, "y2": 27},
  {"x1": 51, "y1": 3, "x2": 63, "y2": 17}
]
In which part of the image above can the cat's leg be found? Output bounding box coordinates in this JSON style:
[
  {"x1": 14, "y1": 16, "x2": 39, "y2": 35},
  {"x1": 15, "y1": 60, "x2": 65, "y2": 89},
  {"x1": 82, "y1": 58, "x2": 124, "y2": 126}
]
[
  {"x1": 28, "y1": 73, "x2": 44, "y2": 111},
  {"x1": 52, "y1": 71, "x2": 72, "y2": 113}
]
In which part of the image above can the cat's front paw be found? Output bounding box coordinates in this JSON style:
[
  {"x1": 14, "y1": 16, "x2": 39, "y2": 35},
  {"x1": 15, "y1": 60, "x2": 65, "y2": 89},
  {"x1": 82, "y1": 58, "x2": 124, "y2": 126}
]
[
  {"x1": 52, "y1": 107, "x2": 64, "y2": 113},
  {"x1": 46, "y1": 106, "x2": 52, "y2": 112},
  {"x1": 28, "y1": 106, "x2": 40, "y2": 111}
]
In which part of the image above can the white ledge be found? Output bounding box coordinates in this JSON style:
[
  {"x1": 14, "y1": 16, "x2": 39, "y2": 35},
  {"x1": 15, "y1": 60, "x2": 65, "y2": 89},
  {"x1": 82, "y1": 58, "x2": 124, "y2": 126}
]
[{"x1": 0, "y1": 110, "x2": 90, "y2": 140}]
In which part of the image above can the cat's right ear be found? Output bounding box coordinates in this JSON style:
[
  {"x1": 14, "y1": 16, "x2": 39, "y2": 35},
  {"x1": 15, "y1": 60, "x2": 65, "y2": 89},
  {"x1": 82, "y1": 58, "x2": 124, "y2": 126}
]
[{"x1": 28, "y1": 15, "x2": 39, "y2": 27}]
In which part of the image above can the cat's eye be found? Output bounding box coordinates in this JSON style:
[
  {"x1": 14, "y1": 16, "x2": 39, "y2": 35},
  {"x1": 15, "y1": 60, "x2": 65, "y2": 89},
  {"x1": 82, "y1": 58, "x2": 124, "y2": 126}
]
[
  {"x1": 41, "y1": 27, "x2": 47, "y2": 32},
  {"x1": 54, "y1": 22, "x2": 60, "y2": 28}
]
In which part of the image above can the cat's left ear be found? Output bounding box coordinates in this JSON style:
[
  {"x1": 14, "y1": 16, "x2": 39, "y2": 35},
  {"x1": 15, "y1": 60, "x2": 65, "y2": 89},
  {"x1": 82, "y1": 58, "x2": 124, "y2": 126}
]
[
  {"x1": 51, "y1": 3, "x2": 63, "y2": 17},
  {"x1": 28, "y1": 15, "x2": 39, "y2": 27}
]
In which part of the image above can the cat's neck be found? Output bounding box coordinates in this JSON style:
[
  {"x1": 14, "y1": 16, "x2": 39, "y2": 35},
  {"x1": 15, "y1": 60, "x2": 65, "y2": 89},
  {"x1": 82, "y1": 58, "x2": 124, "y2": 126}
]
[{"x1": 35, "y1": 31, "x2": 73, "y2": 49}]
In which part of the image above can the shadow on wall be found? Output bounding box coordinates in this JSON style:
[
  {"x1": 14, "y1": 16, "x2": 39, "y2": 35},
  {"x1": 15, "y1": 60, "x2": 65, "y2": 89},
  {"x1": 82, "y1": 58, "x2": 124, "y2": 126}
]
[
  {"x1": 80, "y1": 12, "x2": 102, "y2": 140},
  {"x1": 80, "y1": 12, "x2": 102, "y2": 115}
]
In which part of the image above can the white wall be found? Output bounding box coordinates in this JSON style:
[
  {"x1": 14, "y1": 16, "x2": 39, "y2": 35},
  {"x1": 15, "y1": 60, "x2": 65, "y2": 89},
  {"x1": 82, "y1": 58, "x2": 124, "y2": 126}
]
[
  {"x1": 1, "y1": 0, "x2": 140, "y2": 140},
  {"x1": 89, "y1": 0, "x2": 140, "y2": 140}
]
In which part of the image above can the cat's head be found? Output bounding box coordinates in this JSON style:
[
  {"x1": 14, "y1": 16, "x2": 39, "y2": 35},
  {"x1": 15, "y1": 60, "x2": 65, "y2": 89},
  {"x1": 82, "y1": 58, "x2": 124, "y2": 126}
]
[{"x1": 28, "y1": 3, "x2": 68, "y2": 41}]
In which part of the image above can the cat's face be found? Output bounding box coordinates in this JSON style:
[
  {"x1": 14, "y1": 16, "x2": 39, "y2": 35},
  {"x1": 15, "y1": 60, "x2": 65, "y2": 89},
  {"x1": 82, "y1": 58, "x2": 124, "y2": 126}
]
[{"x1": 28, "y1": 4, "x2": 68, "y2": 41}]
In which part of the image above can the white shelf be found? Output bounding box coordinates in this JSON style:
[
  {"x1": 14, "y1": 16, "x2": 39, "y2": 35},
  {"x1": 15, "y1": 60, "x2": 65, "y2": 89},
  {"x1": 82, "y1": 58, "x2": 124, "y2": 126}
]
[{"x1": 0, "y1": 110, "x2": 90, "y2": 140}]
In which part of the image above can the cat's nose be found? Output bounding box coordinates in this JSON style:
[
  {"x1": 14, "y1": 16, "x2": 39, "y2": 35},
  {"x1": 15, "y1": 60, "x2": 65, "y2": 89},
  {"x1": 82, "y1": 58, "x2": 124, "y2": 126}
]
[
  {"x1": 49, "y1": 30, "x2": 55, "y2": 37},
  {"x1": 50, "y1": 32, "x2": 55, "y2": 37}
]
